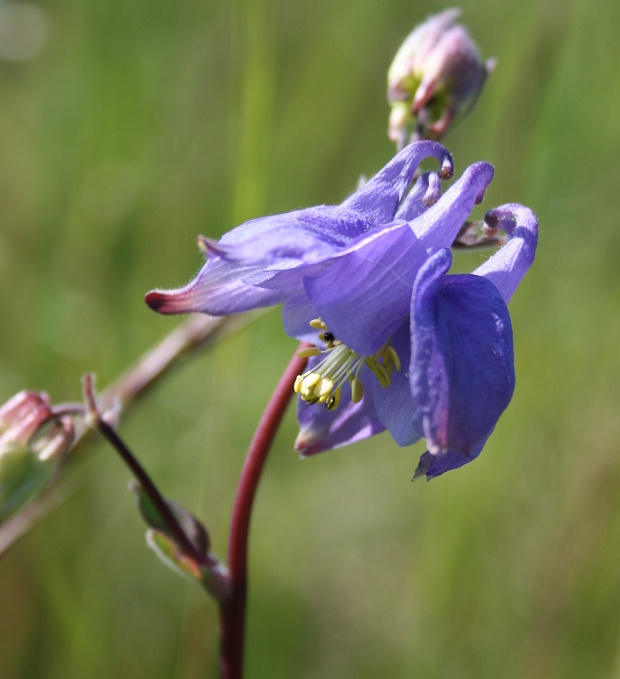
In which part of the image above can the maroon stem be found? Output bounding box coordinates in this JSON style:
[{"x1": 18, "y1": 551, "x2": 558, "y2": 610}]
[
  {"x1": 0, "y1": 312, "x2": 259, "y2": 559},
  {"x1": 81, "y1": 375, "x2": 215, "y2": 570},
  {"x1": 218, "y1": 344, "x2": 309, "y2": 679},
  {"x1": 98, "y1": 414, "x2": 207, "y2": 564}
]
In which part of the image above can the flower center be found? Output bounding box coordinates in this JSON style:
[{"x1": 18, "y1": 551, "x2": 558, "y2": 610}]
[{"x1": 294, "y1": 318, "x2": 401, "y2": 410}]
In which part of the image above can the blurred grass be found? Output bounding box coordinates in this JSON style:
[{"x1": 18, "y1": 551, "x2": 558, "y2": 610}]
[{"x1": 1, "y1": 0, "x2": 620, "y2": 677}]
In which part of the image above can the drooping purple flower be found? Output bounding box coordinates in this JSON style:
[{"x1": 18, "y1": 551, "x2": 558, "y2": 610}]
[{"x1": 146, "y1": 142, "x2": 537, "y2": 479}]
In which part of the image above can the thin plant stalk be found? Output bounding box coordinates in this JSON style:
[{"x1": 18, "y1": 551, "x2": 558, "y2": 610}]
[
  {"x1": 218, "y1": 344, "x2": 309, "y2": 679},
  {"x1": 0, "y1": 312, "x2": 258, "y2": 558},
  {"x1": 82, "y1": 374, "x2": 211, "y2": 569}
]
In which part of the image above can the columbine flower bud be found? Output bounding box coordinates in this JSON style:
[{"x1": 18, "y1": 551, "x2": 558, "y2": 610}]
[
  {"x1": 387, "y1": 8, "x2": 495, "y2": 145},
  {"x1": 0, "y1": 391, "x2": 74, "y2": 522}
]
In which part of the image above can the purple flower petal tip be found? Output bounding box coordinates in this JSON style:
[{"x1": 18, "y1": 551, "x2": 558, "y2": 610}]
[
  {"x1": 145, "y1": 276, "x2": 210, "y2": 316},
  {"x1": 341, "y1": 141, "x2": 453, "y2": 224},
  {"x1": 475, "y1": 203, "x2": 538, "y2": 303},
  {"x1": 197, "y1": 235, "x2": 222, "y2": 258},
  {"x1": 294, "y1": 430, "x2": 325, "y2": 458},
  {"x1": 412, "y1": 445, "x2": 482, "y2": 481},
  {"x1": 145, "y1": 289, "x2": 180, "y2": 314},
  {"x1": 294, "y1": 368, "x2": 386, "y2": 456},
  {"x1": 439, "y1": 155, "x2": 454, "y2": 179}
]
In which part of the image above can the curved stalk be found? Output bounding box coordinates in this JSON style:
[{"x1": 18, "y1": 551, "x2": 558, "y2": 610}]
[{"x1": 218, "y1": 344, "x2": 309, "y2": 679}]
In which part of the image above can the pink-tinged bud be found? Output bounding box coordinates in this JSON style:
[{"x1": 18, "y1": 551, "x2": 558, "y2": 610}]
[
  {"x1": 387, "y1": 8, "x2": 495, "y2": 145},
  {"x1": 0, "y1": 391, "x2": 74, "y2": 522}
]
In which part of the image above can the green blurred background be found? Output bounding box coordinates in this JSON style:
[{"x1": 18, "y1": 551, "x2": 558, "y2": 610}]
[{"x1": 1, "y1": 0, "x2": 620, "y2": 677}]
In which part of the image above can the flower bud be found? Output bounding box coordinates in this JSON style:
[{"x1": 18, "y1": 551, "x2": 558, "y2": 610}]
[
  {"x1": 0, "y1": 391, "x2": 74, "y2": 522},
  {"x1": 387, "y1": 8, "x2": 495, "y2": 145}
]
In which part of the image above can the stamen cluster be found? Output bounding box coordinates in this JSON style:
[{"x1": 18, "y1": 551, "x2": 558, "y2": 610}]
[{"x1": 294, "y1": 319, "x2": 401, "y2": 411}]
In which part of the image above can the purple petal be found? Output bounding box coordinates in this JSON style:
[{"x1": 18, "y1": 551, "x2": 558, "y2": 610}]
[
  {"x1": 413, "y1": 442, "x2": 484, "y2": 481},
  {"x1": 198, "y1": 144, "x2": 451, "y2": 273},
  {"x1": 372, "y1": 320, "x2": 425, "y2": 445},
  {"x1": 145, "y1": 257, "x2": 286, "y2": 315},
  {"x1": 244, "y1": 256, "x2": 332, "y2": 292},
  {"x1": 304, "y1": 222, "x2": 427, "y2": 355},
  {"x1": 294, "y1": 363, "x2": 385, "y2": 456},
  {"x1": 341, "y1": 141, "x2": 453, "y2": 224},
  {"x1": 411, "y1": 248, "x2": 515, "y2": 457},
  {"x1": 281, "y1": 290, "x2": 319, "y2": 342},
  {"x1": 203, "y1": 206, "x2": 366, "y2": 267},
  {"x1": 411, "y1": 161, "x2": 494, "y2": 246},
  {"x1": 473, "y1": 204, "x2": 538, "y2": 303},
  {"x1": 302, "y1": 161, "x2": 494, "y2": 356}
]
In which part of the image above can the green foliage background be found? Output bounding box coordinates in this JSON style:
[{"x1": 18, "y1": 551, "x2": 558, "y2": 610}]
[{"x1": 1, "y1": 0, "x2": 620, "y2": 677}]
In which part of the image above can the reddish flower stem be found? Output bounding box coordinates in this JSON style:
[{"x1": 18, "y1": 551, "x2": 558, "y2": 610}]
[
  {"x1": 81, "y1": 374, "x2": 220, "y2": 572},
  {"x1": 218, "y1": 344, "x2": 309, "y2": 679},
  {"x1": 0, "y1": 312, "x2": 259, "y2": 559}
]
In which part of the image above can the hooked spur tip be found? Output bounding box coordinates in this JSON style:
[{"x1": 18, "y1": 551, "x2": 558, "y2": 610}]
[
  {"x1": 439, "y1": 154, "x2": 454, "y2": 179},
  {"x1": 483, "y1": 209, "x2": 501, "y2": 228},
  {"x1": 484, "y1": 208, "x2": 517, "y2": 235}
]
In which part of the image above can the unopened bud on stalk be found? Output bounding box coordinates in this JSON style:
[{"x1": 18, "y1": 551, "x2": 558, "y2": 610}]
[
  {"x1": 387, "y1": 8, "x2": 495, "y2": 146},
  {"x1": 0, "y1": 391, "x2": 74, "y2": 522}
]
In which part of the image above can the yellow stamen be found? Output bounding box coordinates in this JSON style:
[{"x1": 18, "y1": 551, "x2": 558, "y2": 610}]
[
  {"x1": 351, "y1": 378, "x2": 364, "y2": 403},
  {"x1": 325, "y1": 385, "x2": 342, "y2": 410},
  {"x1": 300, "y1": 373, "x2": 321, "y2": 399},
  {"x1": 316, "y1": 378, "x2": 335, "y2": 403},
  {"x1": 295, "y1": 320, "x2": 401, "y2": 411},
  {"x1": 386, "y1": 345, "x2": 401, "y2": 372},
  {"x1": 297, "y1": 347, "x2": 321, "y2": 358},
  {"x1": 294, "y1": 375, "x2": 303, "y2": 393},
  {"x1": 309, "y1": 318, "x2": 327, "y2": 330},
  {"x1": 367, "y1": 360, "x2": 391, "y2": 389}
]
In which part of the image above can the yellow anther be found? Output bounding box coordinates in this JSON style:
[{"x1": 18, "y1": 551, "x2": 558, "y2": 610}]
[
  {"x1": 386, "y1": 345, "x2": 401, "y2": 372},
  {"x1": 382, "y1": 350, "x2": 393, "y2": 373},
  {"x1": 302, "y1": 373, "x2": 320, "y2": 388},
  {"x1": 308, "y1": 318, "x2": 325, "y2": 330},
  {"x1": 316, "y1": 378, "x2": 335, "y2": 403},
  {"x1": 351, "y1": 378, "x2": 364, "y2": 403},
  {"x1": 300, "y1": 373, "x2": 321, "y2": 399},
  {"x1": 294, "y1": 375, "x2": 303, "y2": 393},
  {"x1": 297, "y1": 347, "x2": 321, "y2": 358},
  {"x1": 297, "y1": 321, "x2": 401, "y2": 410},
  {"x1": 365, "y1": 358, "x2": 386, "y2": 388},
  {"x1": 369, "y1": 361, "x2": 391, "y2": 389},
  {"x1": 326, "y1": 385, "x2": 342, "y2": 410}
]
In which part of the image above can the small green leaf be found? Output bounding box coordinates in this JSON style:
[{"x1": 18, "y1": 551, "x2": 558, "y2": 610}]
[
  {"x1": 145, "y1": 529, "x2": 204, "y2": 582},
  {"x1": 129, "y1": 481, "x2": 210, "y2": 555}
]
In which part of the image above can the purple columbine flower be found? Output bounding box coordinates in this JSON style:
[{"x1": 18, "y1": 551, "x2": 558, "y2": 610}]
[{"x1": 146, "y1": 141, "x2": 537, "y2": 479}]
